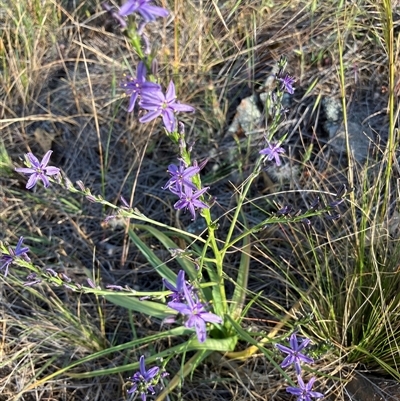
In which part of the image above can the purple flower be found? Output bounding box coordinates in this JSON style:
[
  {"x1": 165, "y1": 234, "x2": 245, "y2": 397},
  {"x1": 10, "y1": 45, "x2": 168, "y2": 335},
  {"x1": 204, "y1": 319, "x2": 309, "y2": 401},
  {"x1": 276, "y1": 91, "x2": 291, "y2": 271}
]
[
  {"x1": 167, "y1": 281, "x2": 222, "y2": 343},
  {"x1": 0, "y1": 237, "x2": 30, "y2": 277},
  {"x1": 286, "y1": 376, "x2": 324, "y2": 401},
  {"x1": 120, "y1": 61, "x2": 161, "y2": 112},
  {"x1": 163, "y1": 270, "x2": 185, "y2": 302},
  {"x1": 174, "y1": 185, "x2": 209, "y2": 221},
  {"x1": 15, "y1": 150, "x2": 60, "y2": 189},
  {"x1": 162, "y1": 160, "x2": 199, "y2": 193},
  {"x1": 278, "y1": 74, "x2": 295, "y2": 94},
  {"x1": 119, "y1": 0, "x2": 169, "y2": 23},
  {"x1": 128, "y1": 355, "x2": 162, "y2": 400},
  {"x1": 259, "y1": 142, "x2": 285, "y2": 166},
  {"x1": 139, "y1": 80, "x2": 195, "y2": 132},
  {"x1": 276, "y1": 333, "x2": 314, "y2": 375},
  {"x1": 163, "y1": 270, "x2": 195, "y2": 302},
  {"x1": 102, "y1": 2, "x2": 128, "y2": 28}
]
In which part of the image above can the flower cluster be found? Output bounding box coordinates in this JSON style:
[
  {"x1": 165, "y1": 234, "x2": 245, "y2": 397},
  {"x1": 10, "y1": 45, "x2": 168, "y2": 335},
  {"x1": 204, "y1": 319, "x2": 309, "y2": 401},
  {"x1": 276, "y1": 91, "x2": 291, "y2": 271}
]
[
  {"x1": 164, "y1": 270, "x2": 222, "y2": 343},
  {"x1": 128, "y1": 355, "x2": 167, "y2": 401},
  {"x1": 0, "y1": 237, "x2": 30, "y2": 277},
  {"x1": 276, "y1": 333, "x2": 324, "y2": 401},
  {"x1": 163, "y1": 160, "x2": 209, "y2": 220}
]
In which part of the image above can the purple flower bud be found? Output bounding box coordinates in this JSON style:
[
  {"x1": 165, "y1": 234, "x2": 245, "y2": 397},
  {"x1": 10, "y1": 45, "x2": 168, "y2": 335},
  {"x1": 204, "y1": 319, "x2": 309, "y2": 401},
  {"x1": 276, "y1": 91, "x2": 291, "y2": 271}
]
[{"x1": 76, "y1": 180, "x2": 86, "y2": 191}]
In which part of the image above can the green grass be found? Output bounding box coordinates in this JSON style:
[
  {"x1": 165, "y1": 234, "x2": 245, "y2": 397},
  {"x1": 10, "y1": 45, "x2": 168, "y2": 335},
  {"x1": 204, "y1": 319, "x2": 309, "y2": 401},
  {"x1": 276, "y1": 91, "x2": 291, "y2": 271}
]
[{"x1": 1, "y1": 0, "x2": 400, "y2": 400}]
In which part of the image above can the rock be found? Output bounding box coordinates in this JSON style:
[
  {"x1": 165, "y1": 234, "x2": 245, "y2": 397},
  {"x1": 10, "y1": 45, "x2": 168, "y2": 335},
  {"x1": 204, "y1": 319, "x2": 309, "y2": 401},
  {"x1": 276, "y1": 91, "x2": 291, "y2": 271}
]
[
  {"x1": 227, "y1": 95, "x2": 262, "y2": 135},
  {"x1": 322, "y1": 97, "x2": 374, "y2": 162}
]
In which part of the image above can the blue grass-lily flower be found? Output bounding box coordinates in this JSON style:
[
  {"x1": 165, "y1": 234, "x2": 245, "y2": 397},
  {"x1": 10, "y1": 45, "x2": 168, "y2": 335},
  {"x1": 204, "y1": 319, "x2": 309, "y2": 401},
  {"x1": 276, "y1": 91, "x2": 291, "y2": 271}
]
[
  {"x1": 162, "y1": 160, "x2": 199, "y2": 194},
  {"x1": 259, "y1": 142, "x2": 285, "y2": 166},
  {"x1": 163, "y1": 270, "x2": 190, "y2": 302},
  {"x1": 120, "y1": 61, "x2": 161, "y2": 112},
  {"x1": 119, "y1": 0, "x2": 169, "y2": 23},
  {"x1": 167, "y1": 281, "x2": 222, "y2": 343},
  {"x1": 128, "y1": 355, "x2": 163, "y2": 400},
  {"x1": 286, "y1": 376, "x2": 324, "y2": 401},
  {"x1": 0, "y1": 237, "x2": 30, "y2": 277},
  {"x1": 278, "y1": 73, "x2": 295, "y2": 94},
  {"x1": 139, "y1": 80, "x2": 195, "y2": 132},
  {"x1": 276, "y1": 333, "x2": 314, "y2": 375},
  {"x1": 173, "y1": 185, "x2": 209, "y2": 221},
  {"x1": 15, "y1": 150, "x2": 60, "y2": 189}
]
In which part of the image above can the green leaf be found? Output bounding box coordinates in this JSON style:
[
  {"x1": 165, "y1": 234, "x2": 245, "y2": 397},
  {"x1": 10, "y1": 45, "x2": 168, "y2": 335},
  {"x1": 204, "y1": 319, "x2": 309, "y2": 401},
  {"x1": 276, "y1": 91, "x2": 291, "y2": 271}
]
[
  {"x1": 134, "y1": 224, "x2": 199, "y2": 281},
  {"x1": 67, "y1": 336, "x2": 237, "y2": 379},
  {"x1": 105, "y1": 294, "x2": 174, "y2": 319},
  {"x1": 229, "y1": 232, "x2": 251, "y2": 322},
  {"x1": 128, "y1": 227, "x2": 176, "y2": 283}
]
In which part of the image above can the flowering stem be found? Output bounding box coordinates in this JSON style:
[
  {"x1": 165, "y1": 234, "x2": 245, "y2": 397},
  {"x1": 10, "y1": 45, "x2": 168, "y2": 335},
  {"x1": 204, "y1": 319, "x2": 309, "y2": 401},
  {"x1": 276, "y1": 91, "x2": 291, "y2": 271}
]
[
  {"x1": 177, "y1": 133, "x2": 227, "y2": 316},
  {"x1": 127, "y1": 26, "x2": 145, "y2": 59}
]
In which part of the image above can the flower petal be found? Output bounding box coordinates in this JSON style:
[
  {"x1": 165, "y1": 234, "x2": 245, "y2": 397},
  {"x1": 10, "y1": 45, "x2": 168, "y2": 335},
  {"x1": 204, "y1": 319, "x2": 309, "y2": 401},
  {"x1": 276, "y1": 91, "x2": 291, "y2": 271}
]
[
  {"x1": 26, "y1": 152, "x2": 40, "y2": 168},
  {"x1": 162, "y1": 108, "x2": 175, "y2": 132},
  {"x1": 139, "y1": 355, "x2": 146, "y2": 376},
  {"x1": 139, "y1": 109, "x2": 162, "y2": 123},
  {"x1": 40, "y1": 150, "x2": 53, "y2": 168},
  {"x1": 44, "y1": 166, "x2": 60, "y2": 175},
  {"x1": 194, "y1": 317, "x2": 206, "y2": 343},
  {"x1": 26, "y1": 174, "x2": 39, "y2": 189},
  {"x1": 172, "y1": 103, "x2": 195, "y2": 113},
  {"x1": 165, "y1": 81, "x2": 176, "y2": 102},
  {"x1": 15, "y1": 167, "x2": 35, "y2": 174},
  {"x1": 200, "y1": 312, "x2": 222, "y2": 324}
]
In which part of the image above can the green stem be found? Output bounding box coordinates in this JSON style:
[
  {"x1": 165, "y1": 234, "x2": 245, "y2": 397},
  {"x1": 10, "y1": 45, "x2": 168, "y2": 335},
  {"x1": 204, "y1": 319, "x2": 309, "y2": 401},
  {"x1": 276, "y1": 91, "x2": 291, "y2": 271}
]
[{"x1": 220, "y1": 157, "x2": 263, "y2": 262}]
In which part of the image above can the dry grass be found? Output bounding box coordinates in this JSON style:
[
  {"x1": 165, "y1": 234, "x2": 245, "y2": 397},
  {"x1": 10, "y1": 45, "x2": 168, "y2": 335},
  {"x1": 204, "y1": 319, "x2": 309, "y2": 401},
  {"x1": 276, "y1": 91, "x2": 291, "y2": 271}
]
[{"x1": 1, "y1": 0, "x2": 400, "y2": 400}]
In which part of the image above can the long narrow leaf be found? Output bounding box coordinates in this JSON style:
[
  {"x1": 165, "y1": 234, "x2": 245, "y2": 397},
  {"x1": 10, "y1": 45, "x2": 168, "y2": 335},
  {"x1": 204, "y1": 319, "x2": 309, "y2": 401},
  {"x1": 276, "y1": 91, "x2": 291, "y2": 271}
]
[
  {"x1": 128, "y1": 227, "x2": 176, "y2": 282},
  {"x1": 105, "y1": 294, "x2": 175, "y2": 319},
  {"x1": 134, "y1": 223, "x2": 198, "y2": 280},
  {"x1": 229, "y1": 233, "x2": 251, "y2": 321}
]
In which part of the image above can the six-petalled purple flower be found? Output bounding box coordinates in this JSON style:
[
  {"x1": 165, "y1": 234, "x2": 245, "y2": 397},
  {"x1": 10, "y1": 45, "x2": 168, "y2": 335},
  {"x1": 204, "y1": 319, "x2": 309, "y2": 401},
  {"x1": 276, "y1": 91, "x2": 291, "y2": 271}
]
[
  {"x1": 259, "y1": 141, "x2": 285, "y2": 166},
  {"x1": 119, "y1": 0, "x2": 169, "y2": 24},
  {"x1": 167, "y1": 280, "x2": 222, "y2": 343},
  {"x1": 286, "y1": 376, "x2": 324, "y2": 401},
  {"x1": 278, "y1": 73, "x2": 295, "y2": 95},
  {"x1": 0, "y1": 237, "x2": 30, "y2": 277},
  {"x1": 121, "y1": 61, "x2": 161, "y2": 112},
  {"x1": 15, "y1": 150, "x2": 60, "y2": 189},
  {"x1": 162, "y1": 160, "x2": 199, "y2": 193},
  {"x1": 276, "y1": 332, "x2": 314, "y2": 375},
  {"x1": 139, "y1": 80, "x2": 195, "y2": 132},
  {"x1": 174, "y1": 185, "x2": 209, "y2": 221},
  {"x1": 128, "y1": 355, "x2": 163, "y2": 401}
]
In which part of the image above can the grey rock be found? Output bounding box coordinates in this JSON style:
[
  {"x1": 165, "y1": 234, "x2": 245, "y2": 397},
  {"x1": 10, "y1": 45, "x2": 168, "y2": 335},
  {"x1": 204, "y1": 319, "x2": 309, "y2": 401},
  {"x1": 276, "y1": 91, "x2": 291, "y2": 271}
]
[
  {"x1": 322, "y1": 97, "x2": 374, "y2": 162},
  {"x1": 227, "y1": 95, "x2": 262, "y2": 135},
  {"x1": 326, "y1": 120, "x2": 373, "y2": 162}
]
